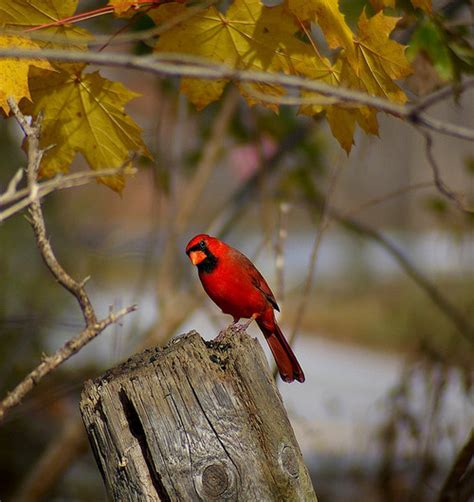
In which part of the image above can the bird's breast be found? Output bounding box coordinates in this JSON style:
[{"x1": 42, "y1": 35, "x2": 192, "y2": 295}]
[{"x1": 199, "y1": 264, "x2": 267, "y2": 319}]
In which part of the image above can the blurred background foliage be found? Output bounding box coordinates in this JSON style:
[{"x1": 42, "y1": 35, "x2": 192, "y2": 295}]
[{"x1": 1, "y1": 0, "x2": 474, "y2": 500}]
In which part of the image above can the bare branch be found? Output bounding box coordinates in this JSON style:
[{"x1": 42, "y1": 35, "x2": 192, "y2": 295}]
[
  {"x1": 421, "y1": 131, "x2": 473, "y2": 213},
  {"x1": 281, "y1": 164, "x2": 474, "y2": 345},
  {"x1": 0, "y1": 48, "x2": 473, "y2": 141},
  {"x1": 412, "y1": 78, "x2": 474, "y2": 113},
  {"x1": 0, "y1": 304, "x2": 137, "y2": 421},
  {"x1": 338, "y1": 181, "x2": 433, "y2": 220},
  {"x1": 0, "y1": 168, "x2": 24, "y2": 204},
  {"x1": 331, "y1": 211, "x2": 474, "y2": 344}
]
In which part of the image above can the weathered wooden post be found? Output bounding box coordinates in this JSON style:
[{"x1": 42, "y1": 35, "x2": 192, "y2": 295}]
[{"x1": 80, "y1": 327, "x2": 317, "y2": 501}]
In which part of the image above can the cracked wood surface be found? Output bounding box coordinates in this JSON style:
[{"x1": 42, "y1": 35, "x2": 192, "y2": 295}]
[{"x1": 80, "y1": 328, "x2": 317, "y2": 501}]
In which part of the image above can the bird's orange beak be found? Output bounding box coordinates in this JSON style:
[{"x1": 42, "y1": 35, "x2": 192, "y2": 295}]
[{"x1": 189, "y1": 250, "x2": 206, "y2": 266}]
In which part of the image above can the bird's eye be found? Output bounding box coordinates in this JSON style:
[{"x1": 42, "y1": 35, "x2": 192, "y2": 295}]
[{"x1": 199, "y1": 240, "x2": 206, "y2": 249}]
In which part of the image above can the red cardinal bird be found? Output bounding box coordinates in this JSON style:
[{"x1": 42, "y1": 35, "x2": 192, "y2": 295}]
[{"x1": 185, "y1": 234, "x2": 305, "y2": 383}]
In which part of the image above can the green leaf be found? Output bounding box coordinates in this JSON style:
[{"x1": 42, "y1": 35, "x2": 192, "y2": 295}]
[{"x1": 408, "y1": 20, "x2": 454, "y2": 81}]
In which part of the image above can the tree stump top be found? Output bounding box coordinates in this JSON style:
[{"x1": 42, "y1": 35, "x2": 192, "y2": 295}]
[{"x1": 80, "y1": 328, "x2": 317, "y2": 501}]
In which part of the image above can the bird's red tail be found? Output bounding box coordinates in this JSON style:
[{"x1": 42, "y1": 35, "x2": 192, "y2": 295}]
[{"x1": 257, "y1": 317, "x2": 305, "y2": 383}]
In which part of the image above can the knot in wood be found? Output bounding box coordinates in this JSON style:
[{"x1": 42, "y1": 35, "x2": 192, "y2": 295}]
[
  {"x1": 195, "y1": 461, "x2": 236, "y2": 500},
  {"x1": 202, "y1": 463, "x2": 229, "y2": 497},
  {"x1": 279, "y1": 444, "x2": 299, "y2": 479}
]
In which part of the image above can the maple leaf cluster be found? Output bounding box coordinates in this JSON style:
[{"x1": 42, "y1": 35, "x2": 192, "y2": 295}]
[
  {"x1": 0, "y1": 0, "x2": 427, "y2": 190},
  {"x1": 152, "y1": 0, "x2": 414, "y2": 153}
]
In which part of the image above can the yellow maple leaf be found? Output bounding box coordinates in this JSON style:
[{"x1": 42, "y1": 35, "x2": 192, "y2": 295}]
[
  {"x1": 327, "y1": 104, "x2": 379, "y2": 152},
  {"x1": 317, "y1": 10, "x2": 410, "y2": 152},
  {"x1": 151, "y1": 0, "x2": 317, "y2": 109},
  {"x1": 26, "y1": 65, "x2": 150, "y2": 192},
  {"x1": 151, "y1": 2, "x2": 410, "y2": 153},
  {"x1": 349, "y1": 11, "x2": 411, "y2": 103},
  {"x1": 297, "y1": 53, "x2": 341, "y2": 113},
  {"x1": 0, "y1": 35, "x2": 52, "y2": 114},
  {"x1": 0, "y1": 0, "x2": 90, "y2": 49},
  {"x1": 286, "y1": 0, "x2": 355, "y2": 59}
]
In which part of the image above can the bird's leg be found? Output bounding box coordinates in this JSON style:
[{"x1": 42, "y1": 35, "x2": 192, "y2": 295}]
[
  {"x1": 215, "y1": 317, "x2": 240, "y2": 342},
  {"x1": 237, "y1": 313, "x2": 258, "y2": 332}
]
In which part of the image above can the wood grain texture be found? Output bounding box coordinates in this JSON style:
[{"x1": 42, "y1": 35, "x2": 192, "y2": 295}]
[{"x1": 80, "y1": 327, "x2": 317, "y2": 501}]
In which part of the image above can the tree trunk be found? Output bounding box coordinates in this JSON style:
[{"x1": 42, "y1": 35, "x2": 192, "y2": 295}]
[{"x1": 80, "y1": 328, "x2": 317, "y2": 501}]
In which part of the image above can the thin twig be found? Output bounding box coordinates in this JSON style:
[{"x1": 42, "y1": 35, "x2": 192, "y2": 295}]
[
  {"x1": 292, "y1": 169, "x2": 474, "y2": 344},
  {"x1": 275, "y1": 201, "x2": 291, "y2": 303},
  {"x1": 421, "y1": 130, "x2": 473, "y2": 213},
  {"x1": 0, "y1": 48, "x2": 473, "y2": 141},
  {"x1": 337, "y1": 181, "x2": 433, "y2": 220},
  {"x1": 271, "y1": 160, "x2": 343, "y2": 380},
  {"x1": 7, "y1": 96, "x2": 97, "y2": 326},
  {"x1": 0, "y1": 168, "x2": 24, "y2": 204},
  {"x1": 291, "y1": 164, "x2": 342, "y2": 340},
  {"x1": 4, "y1": 0, "x2": 218, "y2": 48},
  {"x1": 0, "y1": 167, "x2": 137, "y2": 223},
  {"x1": 412, "y1": 78, "x2": 474, "y2": 113}
]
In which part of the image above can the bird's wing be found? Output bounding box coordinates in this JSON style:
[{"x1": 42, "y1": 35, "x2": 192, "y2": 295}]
[
  {"x1": 250, "y1": 267, "x2": 280, "y2": 312},
  {"x1": 256, "y1": 281, "x2": 280, "y2": 311},
  {"x1": 228, "y1": 247, "x2": 280, "y2": 312}
]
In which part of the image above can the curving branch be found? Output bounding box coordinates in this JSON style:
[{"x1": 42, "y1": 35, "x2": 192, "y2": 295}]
[
  {"x1": 0, "y1": 48, "x2": 473, "y2": 141},
  {"x1": 330, "y1": 210, "x2": 474, "y2": 345},
  {"x1": 421, "y1": 130, "x2": 473, "y2": 213},
  {"x1": 0, "y1": 99, "x2": 137, "y2": 422},
  {"x1": 411, "y1": 79, "x2": 474, "y2": 113}
]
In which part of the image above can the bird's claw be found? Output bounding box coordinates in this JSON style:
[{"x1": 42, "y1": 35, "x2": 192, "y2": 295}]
[
  {"x1": 214, "y1": 316, "x2": 256, "y2": 341},
  {"x1": 214, "y1": 329, "x2": 227, "y2": 342},
  {"x1": 236, "y1": 315, "x2": 257, "y2": 332},
  {"x1": 233, "y1": 323, "x2": 248, "y2": 333}
]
